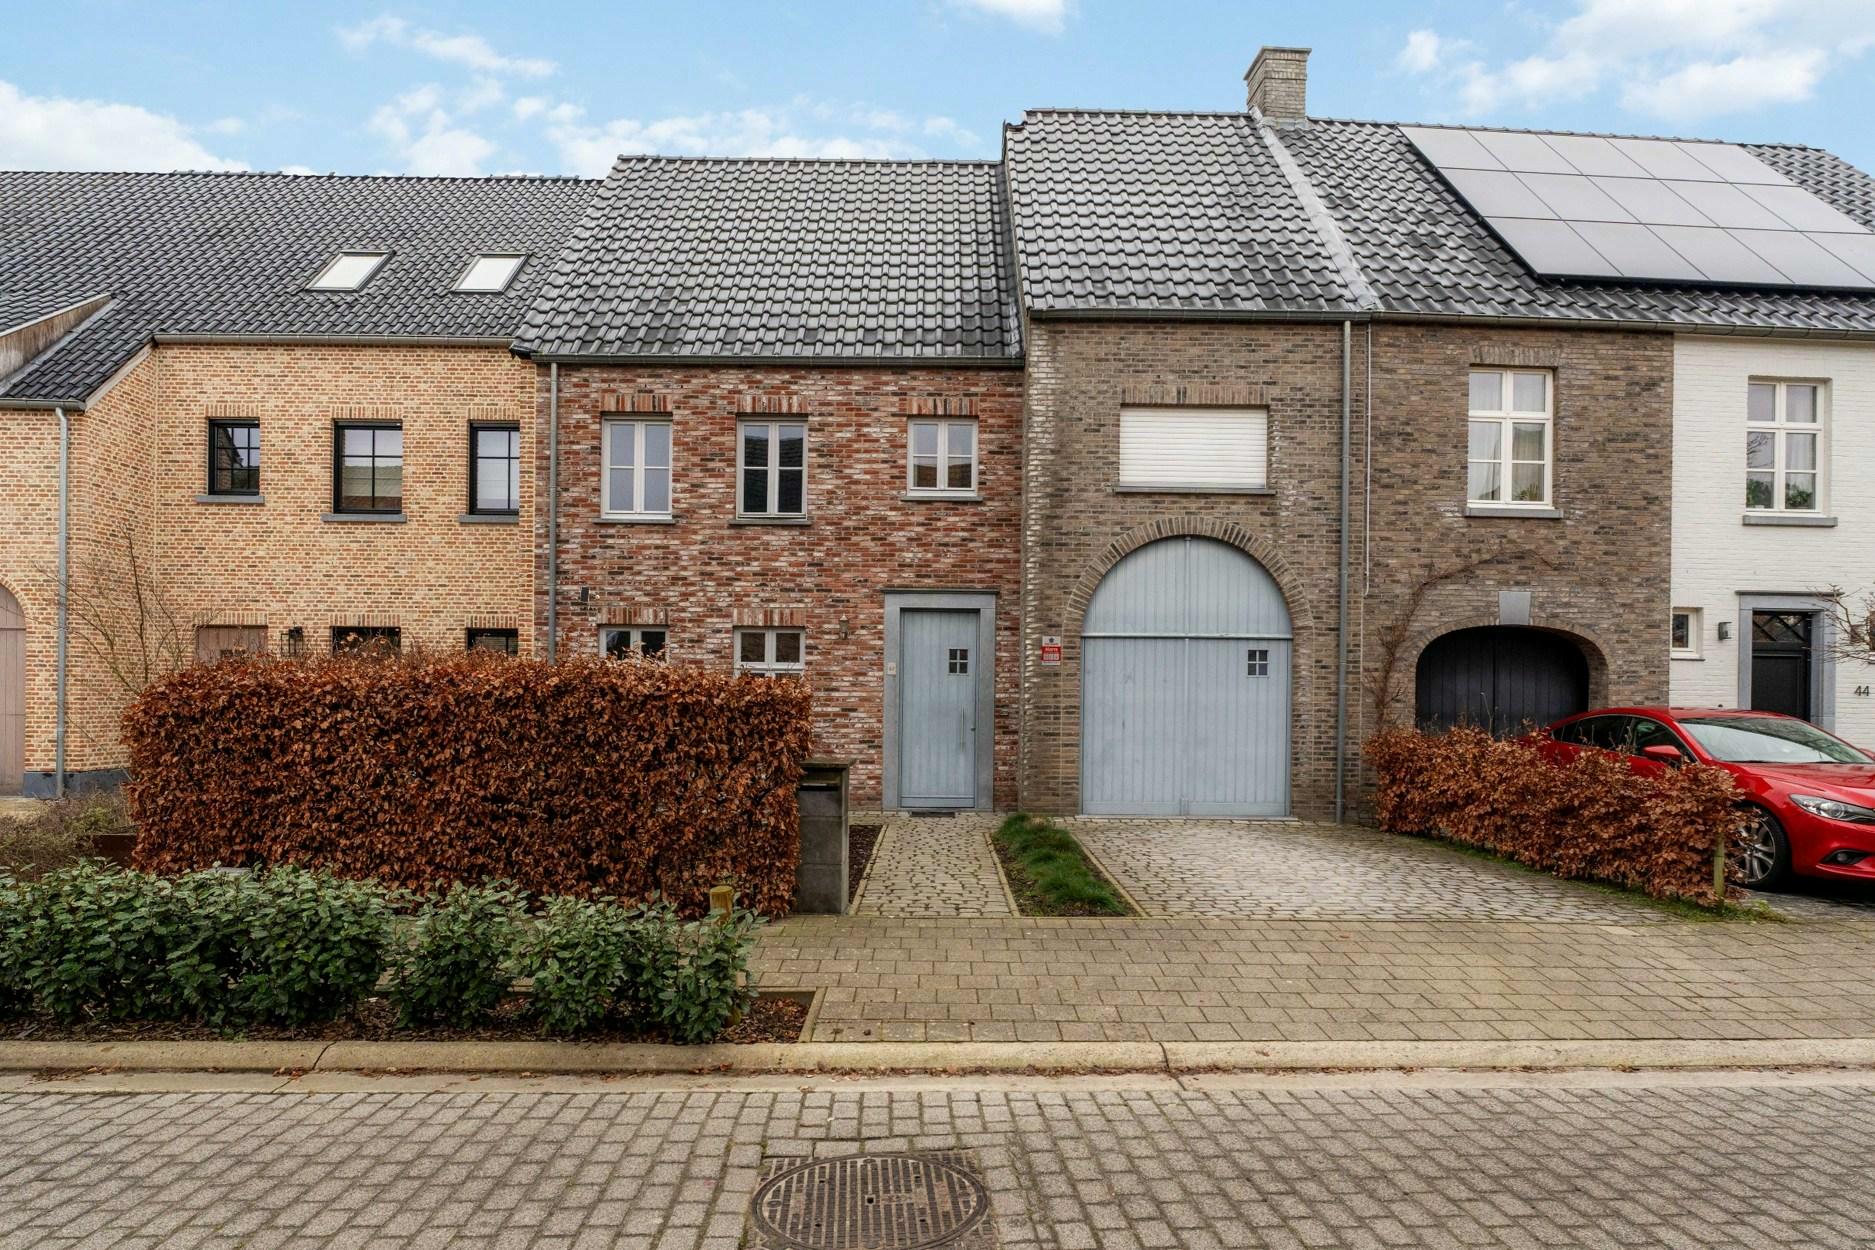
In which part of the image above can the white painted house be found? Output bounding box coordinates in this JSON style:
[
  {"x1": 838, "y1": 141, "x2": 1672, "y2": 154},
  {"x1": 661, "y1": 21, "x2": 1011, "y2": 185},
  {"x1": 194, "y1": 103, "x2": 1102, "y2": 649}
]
[{"x1": 1671, "y1": 335, "x2": 1875, "y2": 745}]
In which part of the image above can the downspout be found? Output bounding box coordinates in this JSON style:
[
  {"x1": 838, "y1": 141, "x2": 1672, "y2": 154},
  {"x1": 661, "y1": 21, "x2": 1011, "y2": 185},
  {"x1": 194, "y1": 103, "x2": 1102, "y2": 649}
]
[
  {"x1": 546, "y1": 362, "x2": 559, "y2": 661},
  {"x1": 1335, "y1": 323, "x2": 1351, "y2": 823},
  {"x1": 55, "y1": 406, "x2": 69, "y2": 799}
]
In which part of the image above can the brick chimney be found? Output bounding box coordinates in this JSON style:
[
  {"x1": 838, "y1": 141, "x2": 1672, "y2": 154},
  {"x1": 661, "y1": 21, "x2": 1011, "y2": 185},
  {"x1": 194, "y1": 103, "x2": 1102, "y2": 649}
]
[{"x1": 1245, "y1": 46, "x2": 1310, "y2": 122}]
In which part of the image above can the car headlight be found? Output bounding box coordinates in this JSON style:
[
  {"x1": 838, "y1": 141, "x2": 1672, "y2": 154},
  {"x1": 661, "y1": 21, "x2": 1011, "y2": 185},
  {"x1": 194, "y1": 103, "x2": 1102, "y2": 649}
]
[{"x1": 1790, "y1": 794, "x2": 1875, "y2": 824}]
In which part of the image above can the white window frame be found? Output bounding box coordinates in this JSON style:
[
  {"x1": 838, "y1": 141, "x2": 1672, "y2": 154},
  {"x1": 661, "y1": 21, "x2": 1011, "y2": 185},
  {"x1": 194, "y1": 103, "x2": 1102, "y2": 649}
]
[
  {"x1": 1745, "y1": 380, "x2": 1826, "y2": 515},
  {"x1": 734, "y1": 628, "x2": 805, "y2": 676},
  {"x1": 1467, "y1": 369, "x2": 1553, "y2": 508},
  {"x1": 601, "y1": 419, "x2": 673, "y2": 519},
  {"x1": 599, "y1": 626, "x2": 668, "y2": 659},
  {"x1": 307, "y1": 251, "x2": 390, "y2": 291},
  {"x1": 906, "y1": 419, "x2": 979, "y2": 497},
  {"x1": 453, "y1": 254, "x2": 527, "y2": 293},
  {"x1": 737, "y1": 421, "x2": 808, "y2": 518},
  {"x1": 1670, "y1": 608, "x2": 1702, "y2": 660}
]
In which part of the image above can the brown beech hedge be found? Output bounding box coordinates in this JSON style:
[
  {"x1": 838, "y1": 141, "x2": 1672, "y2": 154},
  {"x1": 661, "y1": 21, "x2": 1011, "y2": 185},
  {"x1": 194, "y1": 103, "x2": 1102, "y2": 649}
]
[
  {"x1": 122, "y1": 654, "x2": 814, "y2": 916},
  {"x1": 1366, "y1": 727, "x2": 1744, "y2": 906}
]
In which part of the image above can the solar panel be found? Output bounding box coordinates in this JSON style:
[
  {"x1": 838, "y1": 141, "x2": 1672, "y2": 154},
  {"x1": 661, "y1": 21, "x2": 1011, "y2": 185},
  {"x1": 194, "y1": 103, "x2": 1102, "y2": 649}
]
[{"x1": 1401, "y1": 125, "x2": 1875, "y2": 291}]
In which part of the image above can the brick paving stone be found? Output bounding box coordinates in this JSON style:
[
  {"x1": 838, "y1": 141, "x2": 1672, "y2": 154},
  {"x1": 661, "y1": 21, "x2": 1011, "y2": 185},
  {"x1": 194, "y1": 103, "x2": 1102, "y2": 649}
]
[
  {"x1": 852, "y1": 813, "x2": 1014, "y2": 918},
  {"x1": 5, "y1": 1080, "x2": 1875, "y2": 1247}
]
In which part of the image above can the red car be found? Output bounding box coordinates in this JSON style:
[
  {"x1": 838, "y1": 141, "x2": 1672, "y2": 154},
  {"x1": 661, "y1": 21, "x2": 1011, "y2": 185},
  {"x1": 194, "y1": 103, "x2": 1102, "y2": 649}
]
[{"x1": 1537, "y1": 706, "x2": 1875, "y2": 889}]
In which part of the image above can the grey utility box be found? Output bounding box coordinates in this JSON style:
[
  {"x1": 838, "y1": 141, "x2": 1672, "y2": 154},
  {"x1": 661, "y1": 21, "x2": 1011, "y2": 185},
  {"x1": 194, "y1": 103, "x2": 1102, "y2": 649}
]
[{"x1": 794, "y1": 759, "x2": 850, "y2": 914}]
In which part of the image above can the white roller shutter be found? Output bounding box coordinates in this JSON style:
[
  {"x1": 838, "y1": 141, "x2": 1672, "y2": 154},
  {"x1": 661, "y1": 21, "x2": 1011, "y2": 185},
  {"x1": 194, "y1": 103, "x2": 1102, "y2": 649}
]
[{"x1": 1118, "y1": 407, "x2": 1268, "y2": 489}]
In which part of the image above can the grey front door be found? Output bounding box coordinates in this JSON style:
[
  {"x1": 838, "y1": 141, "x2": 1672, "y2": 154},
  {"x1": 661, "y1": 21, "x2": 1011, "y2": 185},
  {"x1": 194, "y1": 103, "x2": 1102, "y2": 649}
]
[
  {"x1": 1081, "y1": 537, "x2": 1292, "y2": 817},
  {"x1": 898, "y1": 608, "x2": 978, "y2": 809}
]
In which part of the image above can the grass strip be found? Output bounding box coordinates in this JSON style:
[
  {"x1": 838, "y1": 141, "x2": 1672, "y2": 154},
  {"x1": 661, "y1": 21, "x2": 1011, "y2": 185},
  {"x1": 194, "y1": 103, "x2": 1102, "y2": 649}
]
[{"x1": 992, "y1": 814, "x2": 1132, "y2": 917}]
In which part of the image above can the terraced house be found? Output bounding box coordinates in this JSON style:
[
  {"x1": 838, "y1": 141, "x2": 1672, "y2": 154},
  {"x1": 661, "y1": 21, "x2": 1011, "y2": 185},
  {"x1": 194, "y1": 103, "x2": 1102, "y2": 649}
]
[{"x1": 4, "y1": 46, "x2": 1875, "y2": 818}]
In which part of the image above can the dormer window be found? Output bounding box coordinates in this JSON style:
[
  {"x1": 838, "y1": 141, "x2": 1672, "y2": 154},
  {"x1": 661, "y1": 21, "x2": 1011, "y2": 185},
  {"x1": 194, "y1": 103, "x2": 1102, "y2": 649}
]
[
  {"x1": 454, "y1": 254, "x2": 527, "y2": 293},
  {"x1": 308, "y1": 252, "x2": 389, "y2": 291}
]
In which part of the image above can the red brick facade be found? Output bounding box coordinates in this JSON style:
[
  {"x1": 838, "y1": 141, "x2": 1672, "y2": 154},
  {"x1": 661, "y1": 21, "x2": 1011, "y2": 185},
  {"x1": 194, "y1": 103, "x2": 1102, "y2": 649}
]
[{"x1": 538, "y1": 364, "x2": 1025, "y2": 807}]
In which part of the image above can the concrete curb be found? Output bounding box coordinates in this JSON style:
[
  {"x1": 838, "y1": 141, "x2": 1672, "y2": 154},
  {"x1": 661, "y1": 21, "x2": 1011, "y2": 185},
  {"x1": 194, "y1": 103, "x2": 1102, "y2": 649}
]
[{"x1": 6, "y1": 1036, "x2": 1875, "y2": 1076}]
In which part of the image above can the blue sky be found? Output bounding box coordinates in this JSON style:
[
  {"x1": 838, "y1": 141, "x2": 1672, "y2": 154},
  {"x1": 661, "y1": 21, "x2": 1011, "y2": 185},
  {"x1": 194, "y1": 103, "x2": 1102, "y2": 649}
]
[{"x1": 4, "y1": 1, "x2": 1873, "y2": 177}]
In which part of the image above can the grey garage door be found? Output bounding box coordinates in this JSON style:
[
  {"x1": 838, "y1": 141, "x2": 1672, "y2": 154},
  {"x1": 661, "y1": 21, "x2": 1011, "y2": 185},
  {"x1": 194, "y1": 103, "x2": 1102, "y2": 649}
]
[{"x1": 1081, "y1": 537, "x2": 1292, "y2": 817}]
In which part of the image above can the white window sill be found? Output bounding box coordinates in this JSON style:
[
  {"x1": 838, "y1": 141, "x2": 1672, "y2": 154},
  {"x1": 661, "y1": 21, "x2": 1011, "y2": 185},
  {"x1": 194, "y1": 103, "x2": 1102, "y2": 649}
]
[
  {"x1": 1465, "y1": 503, "x2": 1560, "y2": 519},
  {"x1": 731, "y1": 516, "x2": 810, "y2": 527},
  {"x1": 323, "y1": 512, "x2": 406, "y2": 524},
  {"x1": 196, "y1": 493, "x2": 264, "y2": 505},
  {"x1": 901, "y1": 492, "x2": 983, "y2": 503},
  {"x1": 1113, "y1": 483, "x2": 1273, "y2": 496},
  {"x1": 1741, "y1": 512, "x2": 1838, "y2": 527},
  {"x1": 597, "y1": 514, "x2": 676, "y2": 525},
  {"x1": 1671, "y1": 651, "x2": 1705, "y2": 661}
]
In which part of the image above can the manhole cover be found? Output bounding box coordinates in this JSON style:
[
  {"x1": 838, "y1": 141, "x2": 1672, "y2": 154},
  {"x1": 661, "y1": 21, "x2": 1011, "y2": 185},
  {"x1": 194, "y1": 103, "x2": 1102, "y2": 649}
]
[{"x1": 750, "y1": 1153, "x2": 991, "y2": 1250}]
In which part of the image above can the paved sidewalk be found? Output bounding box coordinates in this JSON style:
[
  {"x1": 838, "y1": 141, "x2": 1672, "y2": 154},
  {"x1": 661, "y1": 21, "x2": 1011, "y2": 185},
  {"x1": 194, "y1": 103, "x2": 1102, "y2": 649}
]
[
  {"x1": 5, "y1": 1074, "x2": 1873, "y2": 1249},
  {"x1": 1070, "y1": 819, "x2": 1671, "y2": 922},
  {"x1": 851, "y1": 813, "x2": 1014, "y2": 918},
  {"x1": 762, "y1": 913, "x2": 1875, "y2": 1043}
]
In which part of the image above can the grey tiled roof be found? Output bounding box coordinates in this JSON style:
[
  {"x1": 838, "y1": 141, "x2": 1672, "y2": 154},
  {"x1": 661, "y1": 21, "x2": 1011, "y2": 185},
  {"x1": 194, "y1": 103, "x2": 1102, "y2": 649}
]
[
  {"x1": 0, "y1": 171, "x2": 595, "y2": 403},
  {"x1": 0, "y1": 290, "x2": 103, "y2": 335},
  {"x1": 1279, "y1": 119, "x2": 1875, "y2": 333},
  {"x1": 1002, "y1": 110, "x2": 1359, "y2": 315},
  {"x1": 515, "y1": 157, "x2": 1021, "y2": 361}
]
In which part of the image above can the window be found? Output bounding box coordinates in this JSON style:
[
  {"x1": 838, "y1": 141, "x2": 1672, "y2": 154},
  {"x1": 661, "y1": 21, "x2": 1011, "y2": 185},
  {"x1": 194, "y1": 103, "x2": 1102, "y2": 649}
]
[
  {"x1": 1671, "y1": 608, "x2": 1702, "y2": 659},
  {"x1": 1118, "y1": 407, "x2": 1267, "y2": 490},
  {"x1": 1246, "y1": 648, "x2": 1270, "y2": 677},
  {"x1": 308, "y1": 252, "x2": 389, "y2": 291},
  {"x1": 454, "y1": 254, "x2": 526, "y2": 293},
  {"x1": 736, "y1": 628, "x2": 804, "y2": 675},
  {"x1": 600, "y1": 626, "x2": 667, "y2": 659},
  {"x1": 602, "y1": 420, "x2": 672, "y2": 518},
  {"x1": 334, "y1": 424, "x2": 403, "y2": 514},
  {"x1": 948, "y1": 647, "x2": 970, "y2": 675},
  {"x1": 908, "y1": 420, "x2": 978, "y2": 495},
  {"x1": 332, "y1": 625, "x2": 401, "y2": 655},
  {"x1": 1630, "y1": 717, "x2": 1691, "y2": 761},
  {"x1": 739, "y1": 421, "x2": 806, "y2": 517},
  {"x1": 467, "y1": 627, "x2": 518, "y2": 655},
  {"x1": 1746, "y1": 381, "x2": 1824, "y2": 512},
  {"x1": 1468, "y1": 370, "x2": 1552, "y2": 506},
  {"x1": 470, "y1": 424, "x2": 520, "y2": 515},
  {"x1": 194, "y1": 625, "x2": 267, "y2": 662},
  {"x1": 207, "y1": 420, "x2": 260, "y2": 496}
]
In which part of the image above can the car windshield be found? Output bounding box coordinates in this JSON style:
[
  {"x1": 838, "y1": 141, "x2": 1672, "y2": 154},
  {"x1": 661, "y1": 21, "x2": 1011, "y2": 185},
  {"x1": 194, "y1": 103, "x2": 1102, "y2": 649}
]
[{"x1": 1677, "y1": 716, "x2": 1871, "y2": 765}]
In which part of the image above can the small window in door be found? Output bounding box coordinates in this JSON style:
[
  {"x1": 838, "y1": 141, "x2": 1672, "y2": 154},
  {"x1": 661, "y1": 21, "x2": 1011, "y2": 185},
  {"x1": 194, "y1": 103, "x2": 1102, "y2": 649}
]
[
  {"x1": 948, "y1": 647, "x2": 969, "y2": 675},
  {"x1": 1246, "y1": 648, "x2": 1270, "y2": 677}
]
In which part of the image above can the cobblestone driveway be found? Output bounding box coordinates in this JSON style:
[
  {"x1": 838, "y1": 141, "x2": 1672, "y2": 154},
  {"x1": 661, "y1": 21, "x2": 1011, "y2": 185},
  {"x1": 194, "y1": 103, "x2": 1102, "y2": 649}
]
[
  {"x1": 851, "y1": 813, "x2": 1014, "y2": 918},
  {"x1": 1069, "y1": 819, "x2": 1671, "y2": 921},
  {"x1": 5, "y1": 1075, "x2": 1873, "y2": 1248}
]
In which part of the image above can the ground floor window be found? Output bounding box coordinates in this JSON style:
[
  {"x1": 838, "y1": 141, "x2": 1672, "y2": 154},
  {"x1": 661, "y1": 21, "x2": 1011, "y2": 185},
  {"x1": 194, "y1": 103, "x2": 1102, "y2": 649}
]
[
  {"x1": 600, "y1": 626, "x2": 667, "y2": 659},
  {"x1": 467, "y1": 627, "x2": 518, "y2": 655},
  {"x1": 736, "y1": 628, "x2": 803, "y2": 675},
  {"x1": 1670, "y1": 609, "x2": 1701, "y2": 659},
  {"x1": 333, "y1": 625, "x2": 401, "y2": 655},
  {"x1": 194, "y1": 624, "x2": 267, "y2": 662}
]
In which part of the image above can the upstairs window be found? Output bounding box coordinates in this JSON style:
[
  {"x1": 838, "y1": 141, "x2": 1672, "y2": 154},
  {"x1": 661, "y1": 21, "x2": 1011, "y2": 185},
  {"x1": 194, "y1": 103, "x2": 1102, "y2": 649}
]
[
  {"x1": 602, "y1": 420, "x2": 672, "y2": 518},
  {"x1": 736, "y1": 628, "x2": 804, "y2": 676},
  {"x1": 1746, "y1": 381, "x2": 1824, "y2": 513},
  {"x1": 908, "y1": 420, "x2": 978, "y2": 496},
  {"x1": 334, "y1": 423, "x2": 403, "y2": 515},
  {"x1": 1468, "y1": 370, "x2": 1552, "y2": 507},
  {"x1": 739, "y1": 421, "x2": 806, "y2": 517},
  {"x1": 308, "y1": 252, "x2": 389, "y2": 291},
  {"x1": 1118, "y1": 407, "x2": 1267, "y2": 491},
  {"x1": 454, "y1": 254, "x2": 527, "y2": 293},
  {"x1": 470, "y1": 424, "x2": 520, "y2": 515},
  {"x1": 207, "y1": 420, "x2": 260, "y2": 496}
]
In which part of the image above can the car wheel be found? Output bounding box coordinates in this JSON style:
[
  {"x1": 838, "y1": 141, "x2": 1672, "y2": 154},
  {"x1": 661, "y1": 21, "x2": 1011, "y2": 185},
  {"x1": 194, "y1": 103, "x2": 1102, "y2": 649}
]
[{"x1": 1734, "y1": 805, "x2": 1790, "y2": 890}]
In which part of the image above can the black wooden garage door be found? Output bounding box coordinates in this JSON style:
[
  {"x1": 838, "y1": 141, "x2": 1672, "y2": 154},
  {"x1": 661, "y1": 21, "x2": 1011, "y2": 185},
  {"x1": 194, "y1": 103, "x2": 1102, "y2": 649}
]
[{"x1": 1415, "y1": 626, "x2": 1589, "y2": 736}]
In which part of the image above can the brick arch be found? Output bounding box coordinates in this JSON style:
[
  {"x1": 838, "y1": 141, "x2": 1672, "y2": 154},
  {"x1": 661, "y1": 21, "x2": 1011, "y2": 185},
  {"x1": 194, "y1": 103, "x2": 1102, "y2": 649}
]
[
  {"x1": 0, "y1": 576, "x2": 30, "y2": 628},
  {"x1": 1064, "y1": 518, "x2": 1314, "y2": 639},
  {"x1": 1400, "y1": 614, "x2": 1614, "y2": 714}
]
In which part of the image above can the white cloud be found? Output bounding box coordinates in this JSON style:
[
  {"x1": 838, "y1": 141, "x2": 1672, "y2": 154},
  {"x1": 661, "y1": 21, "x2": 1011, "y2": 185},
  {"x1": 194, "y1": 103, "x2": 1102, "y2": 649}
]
[
  {"x1": 0, "y1": 79, "x2": 246, "y2": 171},
  {"x1": 1623, "y1": 49, "x2": 1828, "y2": 120},
  {"x1": 1402, "y1": 0, "x2": 1872, "y2": 124},
  {"x1": 543, "y1": 106, "x2": 925, "y2": 175},
  {"x1": 279, "y1": 164, "x2": 319, "y2": 176},
  {"x1": 204, "y1": 116, "x2": 246, "y2": 136},
  {"x1": 950, "y1": 0, "x2": 1068, "y2": 34},
  {"x1": 339, "y1": 15, "x2": 555, "y2": 78},
  {"x1": 368, "y1": 83, "x2": 496, "y2": 176}
]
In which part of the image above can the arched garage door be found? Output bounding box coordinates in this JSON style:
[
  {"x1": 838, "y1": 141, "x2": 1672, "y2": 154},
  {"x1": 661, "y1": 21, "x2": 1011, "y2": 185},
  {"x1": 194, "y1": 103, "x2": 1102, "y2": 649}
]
[
  {"x1": 1081, "y1": 537, "x2": 1292, "y2": 816},
  {"x1": 1415, "y1": 626, "x2": 1589, "y2": 736},
  {"x1": 0, "y1": 587, "x2": 21, "y2": 794}
]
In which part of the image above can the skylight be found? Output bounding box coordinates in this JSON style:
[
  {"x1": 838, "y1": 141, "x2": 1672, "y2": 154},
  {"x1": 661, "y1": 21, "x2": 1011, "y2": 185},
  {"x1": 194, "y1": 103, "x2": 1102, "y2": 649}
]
[
  {"x1": 308, "y1": 252, "x2": 390, "y2": 291},
  {"x1": 455, "y1": 254, "x2": 527, "y2": 293}
]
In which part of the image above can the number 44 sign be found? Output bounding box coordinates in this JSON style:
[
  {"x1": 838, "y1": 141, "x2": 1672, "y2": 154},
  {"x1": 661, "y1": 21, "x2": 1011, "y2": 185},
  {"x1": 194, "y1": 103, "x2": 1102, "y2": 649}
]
[{"x1": 1040, "y1": 635, "x2": 1062, "y2": 666}]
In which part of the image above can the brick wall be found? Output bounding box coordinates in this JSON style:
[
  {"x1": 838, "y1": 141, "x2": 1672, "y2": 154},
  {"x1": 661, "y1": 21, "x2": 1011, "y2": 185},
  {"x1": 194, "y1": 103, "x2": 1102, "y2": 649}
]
[
  {"x1": 0, "y1": 400, "x2": 63, "y2": 781},
  {"x1": 540, "y1": 363, "x2": 1025, "y2": 807}
]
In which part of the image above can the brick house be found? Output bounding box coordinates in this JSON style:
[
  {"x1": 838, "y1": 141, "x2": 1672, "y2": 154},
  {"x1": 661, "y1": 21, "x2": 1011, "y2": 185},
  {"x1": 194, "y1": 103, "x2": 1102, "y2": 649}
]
[{"x1": 4, "y1": 47, "x2": 1875, "y2": 822}]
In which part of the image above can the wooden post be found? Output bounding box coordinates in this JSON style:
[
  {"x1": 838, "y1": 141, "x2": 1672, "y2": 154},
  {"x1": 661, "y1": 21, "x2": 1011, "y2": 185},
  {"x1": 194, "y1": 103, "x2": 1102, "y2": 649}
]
[
  {"x1": 1713, "y1": 825, "x2": 1728, "y2": 910},
  {"x1": 709, "y1": 884, "x2": 735, "y2": 922}
]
